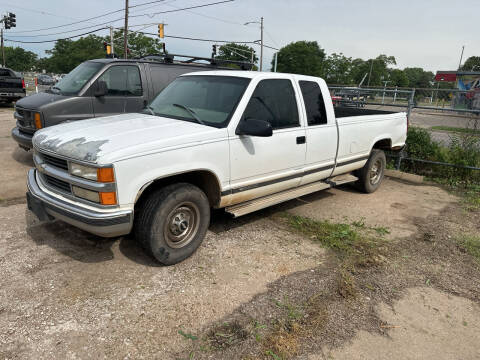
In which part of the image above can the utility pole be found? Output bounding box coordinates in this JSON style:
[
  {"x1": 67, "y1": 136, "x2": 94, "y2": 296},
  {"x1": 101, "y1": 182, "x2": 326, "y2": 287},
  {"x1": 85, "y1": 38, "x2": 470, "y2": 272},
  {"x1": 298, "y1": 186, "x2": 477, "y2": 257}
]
[
  {"x1": 458, "y1": 45, "x2": 465, "y2": 70},
  {"x1": 367, "y1": 59, "x2": 373, "y2": 87},
  {"x1": 110, "y1": 26, "x2": 114, "y2": 57},
  {"x1": 260, "y1": 17, "x2": 263, "y2": 72},
  {"x1": 273, "y1": 52, "x2": 278, "y2": 72},
  {"x1": 1, "y1": 29, "x2": 4, "y2": 67},
  {"x1": 124, "y1": 0, "x2": 129, "y2": 59}
]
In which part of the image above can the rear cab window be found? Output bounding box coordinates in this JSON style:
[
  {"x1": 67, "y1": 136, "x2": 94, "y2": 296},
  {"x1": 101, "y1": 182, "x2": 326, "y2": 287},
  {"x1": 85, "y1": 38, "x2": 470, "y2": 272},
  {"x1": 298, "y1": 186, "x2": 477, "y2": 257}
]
[
  {"x1": 242, "y1": 79, "x2": 299, "y2": 130},
  {"x1": 299, "y1": 80, "x2": 327, "y2": 126}
]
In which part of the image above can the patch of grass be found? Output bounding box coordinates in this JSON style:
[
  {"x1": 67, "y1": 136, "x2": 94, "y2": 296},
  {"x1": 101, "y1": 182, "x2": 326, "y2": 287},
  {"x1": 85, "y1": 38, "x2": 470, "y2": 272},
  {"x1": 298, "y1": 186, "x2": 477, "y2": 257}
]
[
  {"x1": 206, "y1": 321, "x2": 248, "y2": 350},
  {"x1": 178, "y1": 329, "x2": 198, "y2": 341},
  {"x1": 431, "y1": 125, "x2": 480, "y2": 135},
  {"x1": 456, "y1": 234, "x2": 480, "y2": 263},
  {"x1": 283, "y1": 213, "x2": 385, "y2": 268},
  {"x1": 462, "y1": 186, "x2": 480, "y2": 212}
]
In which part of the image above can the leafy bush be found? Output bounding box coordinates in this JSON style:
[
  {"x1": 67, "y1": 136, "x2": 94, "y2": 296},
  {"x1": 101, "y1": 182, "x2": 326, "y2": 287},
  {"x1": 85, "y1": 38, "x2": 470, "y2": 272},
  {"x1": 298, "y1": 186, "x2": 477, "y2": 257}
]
[{"x1": 398, "y1": 127, "x2": 480, "y2": 183}]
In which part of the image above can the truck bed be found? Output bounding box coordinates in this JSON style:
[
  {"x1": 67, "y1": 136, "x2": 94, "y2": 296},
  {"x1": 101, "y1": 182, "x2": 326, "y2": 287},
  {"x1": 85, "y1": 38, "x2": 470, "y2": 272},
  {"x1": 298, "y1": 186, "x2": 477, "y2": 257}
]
[{"x1": 334, "y1": 106, "x2": 398, "y2": 118}]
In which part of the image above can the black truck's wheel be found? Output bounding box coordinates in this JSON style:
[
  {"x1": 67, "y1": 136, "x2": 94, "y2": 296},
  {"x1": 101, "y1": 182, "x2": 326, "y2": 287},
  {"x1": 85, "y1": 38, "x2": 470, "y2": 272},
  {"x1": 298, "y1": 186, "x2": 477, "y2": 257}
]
[
  {"x1": 354, "y1": 149, "x2": 386, "y2": 193},
  {"x1": 134, "y1": 183, "x2": 210, "y2": 265}
]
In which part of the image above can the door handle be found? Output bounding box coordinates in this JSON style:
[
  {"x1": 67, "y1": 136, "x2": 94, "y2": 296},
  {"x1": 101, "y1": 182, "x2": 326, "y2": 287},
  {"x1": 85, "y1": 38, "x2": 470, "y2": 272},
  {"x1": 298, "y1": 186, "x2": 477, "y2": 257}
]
[{"x1": 296, "y1": 136, "x2": 306, "y2": 144}]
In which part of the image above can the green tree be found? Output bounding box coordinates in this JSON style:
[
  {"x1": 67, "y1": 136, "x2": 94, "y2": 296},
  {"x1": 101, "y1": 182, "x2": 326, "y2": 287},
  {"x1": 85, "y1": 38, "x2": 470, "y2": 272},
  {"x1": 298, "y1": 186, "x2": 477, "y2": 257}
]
[
  {"x1": 389, "y1": 69, "x2": 409, "y2": 87},
  {"x1": 460, "y1": 56, "x2": 480, "y2": 71},
  {"x1": 350, "y1": 55, "x2": 396, "y2": 86},
  {"x1": 216, "y1": 43, "x2": 258, "y2": 68},
  {"x1": 272, "y1": 41, "x2": 325, "y2": 76},
  {"x1": 42, "y1": 34, "x2": 105, "y2": 73},
  {"x1": 110, "y1": 29, "x2": 163, "y2": 58},
  {"x1": 322, "y1": 53, "x2": 353, "y2": 84},
  {"x1": 403, "y1": 67, "x2": 434, "y2": 88},
  {"x1": 4, "y1": 47, "x2": 38, "y2": 72}
]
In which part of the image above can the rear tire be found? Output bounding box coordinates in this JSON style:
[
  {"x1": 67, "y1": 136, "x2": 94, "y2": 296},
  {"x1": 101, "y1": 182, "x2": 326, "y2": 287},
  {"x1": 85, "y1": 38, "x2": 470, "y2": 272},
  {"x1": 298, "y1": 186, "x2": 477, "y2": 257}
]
[
  {"x1": 134, "y1": 183, "x2": 210, "y2": 265},
  {"x1": 354, "y1": 149, "x2": 386, "y2": 193}
]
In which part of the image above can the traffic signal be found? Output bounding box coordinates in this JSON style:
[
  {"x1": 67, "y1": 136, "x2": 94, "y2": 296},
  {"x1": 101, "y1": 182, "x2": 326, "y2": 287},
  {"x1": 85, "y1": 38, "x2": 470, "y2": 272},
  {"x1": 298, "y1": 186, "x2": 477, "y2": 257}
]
[
  {"x1": 8, "y1": 13, "x2": 15, "y2": 28},
  {"x1": 4, "y1": 13, "x2": 15, "y2": 29},
  {"x1": 212, "y1": 45, "x2": 217, "y2": 58},
  {"x1": 158, "y1": 23, "x2": 164, "y2": 38},
  {"x1": 103, "y1": 42, "x2": 111, "y2": 55}
]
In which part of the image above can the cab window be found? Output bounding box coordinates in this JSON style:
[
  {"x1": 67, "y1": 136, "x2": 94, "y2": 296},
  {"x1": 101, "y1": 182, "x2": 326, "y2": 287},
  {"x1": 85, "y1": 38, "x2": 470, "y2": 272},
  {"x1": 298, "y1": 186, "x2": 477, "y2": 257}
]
[
  {"x1": 97, "y1": 65, "x2": 142, "y2": 96},
  {"x1": 299, "y1": 80, "x2": 327, "y2": 125},
  {"x1": 242, "y1": 79, "x2": 299, "y2": 130}
]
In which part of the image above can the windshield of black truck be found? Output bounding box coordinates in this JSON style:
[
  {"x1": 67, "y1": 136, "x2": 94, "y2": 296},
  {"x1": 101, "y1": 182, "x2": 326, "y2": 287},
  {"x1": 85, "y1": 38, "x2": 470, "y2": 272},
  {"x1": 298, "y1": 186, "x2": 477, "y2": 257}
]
[
  {"x1": 147, "y1": 75, "x2": 251, "y2": 128},
  {"x1": 52, "y1": 61, "x2": 103, "y2": 96}
]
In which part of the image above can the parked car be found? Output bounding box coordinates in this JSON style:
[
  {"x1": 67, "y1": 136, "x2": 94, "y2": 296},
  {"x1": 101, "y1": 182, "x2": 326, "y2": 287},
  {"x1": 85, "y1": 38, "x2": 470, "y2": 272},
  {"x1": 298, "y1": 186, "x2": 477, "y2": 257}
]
[
  {"x1": 26, "y1": 71, "x2": 407, "y2": 265},
  {"x1": 0, "y1": 67, "x2": 26, "y2": 104},
  {"x1": 11, "y1": 55, "x2": 251, "y2": 150},
  {"x1": 37, "y1": 74, "x2": 56, "y2": 86}
]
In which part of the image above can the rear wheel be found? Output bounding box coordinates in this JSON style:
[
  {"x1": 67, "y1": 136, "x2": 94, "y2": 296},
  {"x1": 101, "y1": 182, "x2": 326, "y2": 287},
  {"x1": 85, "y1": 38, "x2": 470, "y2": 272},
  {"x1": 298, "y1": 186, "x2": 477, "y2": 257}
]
[
  {"x1": 354, "y1": 149, "x2": 386, "y2": 193},
  {"x1": 134, "y1": 183, "x2": 210, "y2": 265}
]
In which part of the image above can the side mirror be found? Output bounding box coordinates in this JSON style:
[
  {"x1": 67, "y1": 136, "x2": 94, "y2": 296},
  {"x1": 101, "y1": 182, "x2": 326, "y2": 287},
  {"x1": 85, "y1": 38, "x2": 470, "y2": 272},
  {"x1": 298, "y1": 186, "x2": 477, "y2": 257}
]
[
  {"x1": 94, "y1": 80, "x2": 108, "y2": 97},
  {"x1": 236, "y1": 118, "x2": 272, "y2": 137}
]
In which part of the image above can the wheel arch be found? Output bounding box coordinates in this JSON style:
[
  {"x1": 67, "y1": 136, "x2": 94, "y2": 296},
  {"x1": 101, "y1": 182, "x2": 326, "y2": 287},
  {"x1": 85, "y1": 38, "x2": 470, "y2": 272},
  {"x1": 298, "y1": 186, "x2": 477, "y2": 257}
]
[{"x1": 134, "y1": 169, "x2": 223, "y2": 210}]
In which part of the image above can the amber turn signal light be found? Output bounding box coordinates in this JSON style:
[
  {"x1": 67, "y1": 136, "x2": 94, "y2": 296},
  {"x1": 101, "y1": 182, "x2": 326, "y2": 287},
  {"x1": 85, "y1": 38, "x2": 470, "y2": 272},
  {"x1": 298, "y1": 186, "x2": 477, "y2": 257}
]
[
  {"x1": 99, "y1": 192, "x2": 117, "y2": 205},
  {"x1": 97, "y1": 167, "x2": 115, "y2": 182},
  {"x1": 34, "y1": 112, "x2": 42, "y2": 129}
]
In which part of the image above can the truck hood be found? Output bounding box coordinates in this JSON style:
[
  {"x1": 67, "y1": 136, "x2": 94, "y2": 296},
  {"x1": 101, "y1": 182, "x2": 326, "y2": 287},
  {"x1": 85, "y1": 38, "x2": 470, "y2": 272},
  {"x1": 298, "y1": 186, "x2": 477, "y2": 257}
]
[
  {"x1": 33, "y1": 113, "x2": 227, "y2": 164},
  {"x1": 15, "y1": 91, "x2": 68, "y2": 109}
]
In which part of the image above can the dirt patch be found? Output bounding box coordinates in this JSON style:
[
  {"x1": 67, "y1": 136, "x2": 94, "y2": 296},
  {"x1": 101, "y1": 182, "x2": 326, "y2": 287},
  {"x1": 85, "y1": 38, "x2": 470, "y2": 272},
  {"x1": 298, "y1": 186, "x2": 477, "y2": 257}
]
[
  {"x1": 174, "y1": 182, "x2": 480, "y2": 360},
  {"x1": 1, "y1": 178, "x2": 479, "y2": 359}
]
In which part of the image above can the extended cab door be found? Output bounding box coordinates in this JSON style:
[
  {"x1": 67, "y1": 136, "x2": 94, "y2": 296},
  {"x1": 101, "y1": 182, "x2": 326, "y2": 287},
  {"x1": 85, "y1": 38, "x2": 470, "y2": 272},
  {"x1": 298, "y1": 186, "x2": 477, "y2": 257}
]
[
  {"x1": 297, "y1": 78, "x2": 338, "y2": 185},
  {"x1": 228, "y1": 77, "x2": 306, "y2": 204},
  {"x1": 92, "y1": 65, "x2": 146, "y2": 117}
]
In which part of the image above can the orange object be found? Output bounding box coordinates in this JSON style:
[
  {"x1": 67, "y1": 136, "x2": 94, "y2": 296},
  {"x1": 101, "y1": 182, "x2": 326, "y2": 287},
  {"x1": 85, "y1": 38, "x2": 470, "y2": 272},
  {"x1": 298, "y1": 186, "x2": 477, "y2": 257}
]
[
  {"x1": 97, "y1": 167, "x2": 115, "y2": 182},
  {"x1": 99, "y1": 192, "x2": 117, "y2": 205},
  {"x1": 34, "y1": 112, "x2": 42, "y2": 129}
]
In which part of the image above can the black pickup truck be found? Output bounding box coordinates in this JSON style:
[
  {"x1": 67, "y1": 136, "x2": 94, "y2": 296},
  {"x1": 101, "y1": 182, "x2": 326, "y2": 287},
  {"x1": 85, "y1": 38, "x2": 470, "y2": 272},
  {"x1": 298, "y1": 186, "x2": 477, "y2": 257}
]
[
  {"x1": 12, "y1": 54, "x2": 251, "y2": 150},
  {"x1": 0, "y1": 67, "x2": 25, "y2": 104}
]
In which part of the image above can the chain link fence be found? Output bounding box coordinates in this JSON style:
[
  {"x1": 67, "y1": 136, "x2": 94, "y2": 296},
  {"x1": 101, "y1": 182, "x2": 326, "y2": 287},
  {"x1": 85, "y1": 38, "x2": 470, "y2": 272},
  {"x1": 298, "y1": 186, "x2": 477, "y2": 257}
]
[{"x1": 329, "y1": 86, "x2": 480, "y2": 183}]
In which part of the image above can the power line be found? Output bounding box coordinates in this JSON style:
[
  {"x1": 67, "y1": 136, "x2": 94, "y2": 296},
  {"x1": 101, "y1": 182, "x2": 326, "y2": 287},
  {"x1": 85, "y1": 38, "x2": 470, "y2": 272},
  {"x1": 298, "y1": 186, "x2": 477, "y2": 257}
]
[
  {"x1": 8, "y1": 0, "x2": 169, "y2": 34},
  {"x1": 129, "y1": 0, "x2": 234, "y2": 20},
  {"x1": 139, "y1": 30, "x2": 253, "y2": 43},
  {"x1": 5, "y1": 27, "x2": 108, "y2": 43}
]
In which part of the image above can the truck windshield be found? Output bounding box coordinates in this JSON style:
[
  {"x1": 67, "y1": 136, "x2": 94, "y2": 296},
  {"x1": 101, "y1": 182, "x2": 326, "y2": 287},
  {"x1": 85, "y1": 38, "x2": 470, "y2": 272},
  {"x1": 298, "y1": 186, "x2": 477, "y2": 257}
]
[
  {"x1": 147, "y1": 75, "x2": 251, "y2": 128},
  {"x1": 51, "y1": 61, "x2": 103, "y2": 96}
]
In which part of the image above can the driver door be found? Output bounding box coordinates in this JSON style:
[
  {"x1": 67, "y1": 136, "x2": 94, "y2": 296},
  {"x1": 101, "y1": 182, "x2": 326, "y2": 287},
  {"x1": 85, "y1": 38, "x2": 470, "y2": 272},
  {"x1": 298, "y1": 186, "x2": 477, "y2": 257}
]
[{"x1": 228, "y1": 78, "x2": 306, "y2": 204}]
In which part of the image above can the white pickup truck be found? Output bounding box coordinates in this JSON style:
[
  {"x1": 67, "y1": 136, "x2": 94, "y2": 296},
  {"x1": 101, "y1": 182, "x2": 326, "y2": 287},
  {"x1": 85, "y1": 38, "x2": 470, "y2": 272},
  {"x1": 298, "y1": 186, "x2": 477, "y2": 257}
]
[{"x1": 27, "y1": 71, "x2": 407, "y2": 264}]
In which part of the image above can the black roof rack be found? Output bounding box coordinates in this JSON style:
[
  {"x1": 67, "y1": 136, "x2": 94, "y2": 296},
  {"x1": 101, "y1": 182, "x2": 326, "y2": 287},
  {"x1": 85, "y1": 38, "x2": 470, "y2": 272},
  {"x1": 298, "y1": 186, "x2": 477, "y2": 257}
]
[{"x1": 138, "y1": 53, "x2": 254, "y2": 70}]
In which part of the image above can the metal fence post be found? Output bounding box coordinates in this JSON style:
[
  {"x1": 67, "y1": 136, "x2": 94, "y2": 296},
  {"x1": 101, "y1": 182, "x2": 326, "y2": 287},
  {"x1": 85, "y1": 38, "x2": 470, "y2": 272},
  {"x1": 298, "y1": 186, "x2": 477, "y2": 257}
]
[{"x1": 396, "y1": 88, "x2": 415, "y2": 170}]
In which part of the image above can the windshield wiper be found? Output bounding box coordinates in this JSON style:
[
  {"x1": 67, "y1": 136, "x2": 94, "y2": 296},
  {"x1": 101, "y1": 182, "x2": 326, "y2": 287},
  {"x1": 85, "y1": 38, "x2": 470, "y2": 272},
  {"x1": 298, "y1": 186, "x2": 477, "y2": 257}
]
[
  {"x1": 49, "y1": 86, "x2": 61, "y2": 94},
  {"x1": 172, "y1": 103, "x2": 205, "y2": 125},
  {"x1": 143, "y1": 105, "x2": 157, "y2": 116}
]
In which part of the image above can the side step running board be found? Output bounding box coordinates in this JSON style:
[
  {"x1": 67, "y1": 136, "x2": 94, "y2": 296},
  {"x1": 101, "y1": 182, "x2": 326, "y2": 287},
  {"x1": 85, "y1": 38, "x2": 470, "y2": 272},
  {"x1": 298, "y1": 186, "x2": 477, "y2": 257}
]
[{"x1": 225, "y1": 174, "x2": 358, "y2": 218}]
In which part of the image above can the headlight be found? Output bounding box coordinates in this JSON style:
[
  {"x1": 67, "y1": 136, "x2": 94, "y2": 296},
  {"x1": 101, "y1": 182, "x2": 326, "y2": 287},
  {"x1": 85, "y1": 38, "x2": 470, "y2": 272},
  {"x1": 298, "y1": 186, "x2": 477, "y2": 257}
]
[
  {"x1": 70, "y1": 163, "x2": 98, "y2": 181},
  {"x1": 69, "y1": 163, "x2": 115, "y2": 182}
]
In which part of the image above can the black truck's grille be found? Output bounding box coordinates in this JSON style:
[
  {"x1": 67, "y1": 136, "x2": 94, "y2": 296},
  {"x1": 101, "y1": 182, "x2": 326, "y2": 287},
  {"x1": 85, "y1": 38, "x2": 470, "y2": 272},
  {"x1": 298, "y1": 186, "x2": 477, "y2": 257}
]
[
  {"x1": 42, "y1": 153, "x2": 69, "y2": 170},
  {"x1": 15, "y1": 107, "x2": 33, "y2": 128},
  {"x1": 44, "y1": 174, "x2": 71, "y2": 193}
]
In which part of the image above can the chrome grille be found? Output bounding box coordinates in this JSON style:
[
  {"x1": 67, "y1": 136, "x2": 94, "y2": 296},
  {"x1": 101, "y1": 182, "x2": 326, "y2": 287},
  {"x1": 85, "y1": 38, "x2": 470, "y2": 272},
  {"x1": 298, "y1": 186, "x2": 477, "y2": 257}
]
[
  {"x1": 42, "y1": 153, "x2": 69, "y2": 170},
  {"x1": 44, "y1": 174, "x2": 72, "y2": 193}
]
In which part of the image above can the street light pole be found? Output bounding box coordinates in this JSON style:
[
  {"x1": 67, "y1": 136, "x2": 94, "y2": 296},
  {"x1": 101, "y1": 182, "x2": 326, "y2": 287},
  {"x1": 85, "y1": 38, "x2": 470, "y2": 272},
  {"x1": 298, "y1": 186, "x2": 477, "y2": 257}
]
[
  {"x1": 245, "y1": 17, "x2": 264, "y2": 71},
  {"x1": 260, "y1": 17, "x2": 263, "y2": 71},
  {"x1": 110, "y1": 26, "x2": 114, "y2": 57},
  {"x1": 124, "y1": 0, "x2": 128, "y2": 59}
]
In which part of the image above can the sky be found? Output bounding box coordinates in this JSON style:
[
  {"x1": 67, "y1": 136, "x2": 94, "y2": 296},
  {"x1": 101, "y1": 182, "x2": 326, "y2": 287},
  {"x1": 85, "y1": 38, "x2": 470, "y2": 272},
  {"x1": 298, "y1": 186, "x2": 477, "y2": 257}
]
[{"x1": 1, "y1": 0, "x2": 478, "y2": 72}]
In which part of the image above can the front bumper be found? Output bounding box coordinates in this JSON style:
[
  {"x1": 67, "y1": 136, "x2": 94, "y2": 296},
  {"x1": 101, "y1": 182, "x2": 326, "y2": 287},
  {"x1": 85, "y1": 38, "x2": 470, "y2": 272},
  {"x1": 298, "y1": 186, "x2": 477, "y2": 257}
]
[
  {"x1": 11, "y1": 127, "x2": 33, "y2": 149},
  {"x1": 26, "y1": 169, "x2": 133, "y2": 237}
]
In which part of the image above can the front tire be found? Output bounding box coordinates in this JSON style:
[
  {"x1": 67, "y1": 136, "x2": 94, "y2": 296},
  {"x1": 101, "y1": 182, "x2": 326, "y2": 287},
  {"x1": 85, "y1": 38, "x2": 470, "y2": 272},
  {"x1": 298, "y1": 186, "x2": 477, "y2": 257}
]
[
  {"x1": 354, "y1": 149, "x2": 386, "y2": 193},
  {"x1": 134, "y1": 183, "x2": 210, "y2": 265}
]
